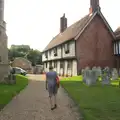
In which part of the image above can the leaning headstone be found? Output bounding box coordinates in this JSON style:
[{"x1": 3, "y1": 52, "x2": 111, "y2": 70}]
[
  {"x1": 84, "y1": 69, "x2": 97, "y2": 86},
  {"x1": 10, "y1": 74, "x2": 16, "y2": 84},
  {"x1": 101, "y1": 67, "x2": 111, "y2": 85},
  {"x1": 111, "y1": 68, "x2": 118, "y2": 80},
  {"x1": 85, "y1": 66, "x2": 90, "y2": 70},
  {"x1": 91, "y1": 67, "x2": 98, "y2": 84},
  {"x1": 3, "y1": 74, "x2": 16, "y2": 85},
  {"x1": 96, "y1": 66, "x2": 102, "y2": 77},
  {"x1": 82, "y1": 67, "x2": 90, "y2": 83},
  {"x1": 81, "y1": 69, "x2": 84, "y2": 75},
  {"x1": 85, "y1": 69, "x2": 93, "y2": 86},
  {"x1": 81, "y1": 69, "x2": 85, "y2": 82}
]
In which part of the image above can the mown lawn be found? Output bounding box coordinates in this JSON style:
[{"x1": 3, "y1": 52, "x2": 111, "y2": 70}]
[
  {"x1": 0, "y1": 74, "x2": 28, "y2": 110},
  {"x1": 61, "y1": 76, "x2": 120, "y2": 120}
]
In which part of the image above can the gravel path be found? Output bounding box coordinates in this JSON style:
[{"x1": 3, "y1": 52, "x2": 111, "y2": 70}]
[{"x1": 0, "y1": 75, "x2": 82, "y2": 120}]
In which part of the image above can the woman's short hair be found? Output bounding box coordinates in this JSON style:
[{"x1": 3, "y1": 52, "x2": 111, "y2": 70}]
[{"x1": 49, "y1": 66, "x2": 53, "y2": 70}]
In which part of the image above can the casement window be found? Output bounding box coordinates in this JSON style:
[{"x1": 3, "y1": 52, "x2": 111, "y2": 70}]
[
  {"x1": 114, "y1": 41, "x2": 120, "y2": 55},
  {"x1": 0, "y1": 56, "x2": 1, "y2": 62},
  {"x1": 60, "y1": 61, "x2": 63, "y2": 68},
  {"x1": 54, "y1": 61, "x2": 57, "y2": 68},
  {"x1": 119, "y1": 41, "x2": 120, "y2": 54},
  {"x1": 115, "y1": 42, "x2": 117, "y2": 54},
  {"x1": 117, "y1": 41, "x2": 119, "y2": 54},
  {"x1": 115, "y1": 42, "x2": 118, "y2": 54},
  {"x1": 49, "y1": 50, "x2": 51, "y2": 56},
  {"x1": 45, "y1": 52, "x2": 48, "y2": 58},
  {"x1": 67, "y1": 60, "x2": 72, "y2": 69},
  {"x1": 64, "y1": 43, "x2": 70, "y2": 54},
  {"x1": 114, "y1": 43, "x2": 116, "y2": 55},
  {"x1": 54, "y1": 48, "x2": 57, "y2": 56},
  {"x1": 46, "y1": 63, "x2": 47, "y2": 68}
]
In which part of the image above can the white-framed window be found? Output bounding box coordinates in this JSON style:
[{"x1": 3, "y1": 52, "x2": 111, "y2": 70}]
[
  {"x1": 116, "y1": 42, "x2": 118, "y2": 54},
  {"x1": 45, "y1": 52, "x2": 48, "y2": 58},
  {"x1": 119, "y1": 41, "x2": 120, "y2": 54},
  {"x1": 114, "y1": 43, "x2": 116, "y2": 55},
  {"x1": 64, "y1": 43, "x2": 70, "y2": 54},
  {"x1": 49, "y1": 50, "x2": 51, "y2": 56},
  {"x1": 67, "y1": 60, "x2": 72, "y2": 69},
  {"x1": 54, "y1": 61, "x2": 57, "y2": 68},
  {"x1": 46, "y1": 63, "x2": 47, "y2": 68},
  {"x1": 54, "y1": 47, "x2": 57, "y2": 56}
]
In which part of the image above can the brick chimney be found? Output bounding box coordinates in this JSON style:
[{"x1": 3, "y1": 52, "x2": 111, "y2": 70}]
[
  {"x1": 60, "y1": 13, "x2": 67, "y2": 33},
  {"x1": 89, "y1": 0, "x2": 100, "y2": 14}
]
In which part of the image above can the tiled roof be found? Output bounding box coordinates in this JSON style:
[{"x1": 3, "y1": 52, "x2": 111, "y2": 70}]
[
  {"x1": 115, "y1": 27, "x2": 120, "y2": 33},
  {"x1": 43, "y1": 14, "x2": 92, "y2": 51}
]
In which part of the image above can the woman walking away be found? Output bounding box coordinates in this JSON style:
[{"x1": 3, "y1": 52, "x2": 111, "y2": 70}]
[{"x1": 45, "y1": 66, "x2": 59, "y2": 110}]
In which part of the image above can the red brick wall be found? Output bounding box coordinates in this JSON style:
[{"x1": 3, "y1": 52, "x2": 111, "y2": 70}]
[{"x1": 76, "y1": 15, "x2": 114, "y2": 73}]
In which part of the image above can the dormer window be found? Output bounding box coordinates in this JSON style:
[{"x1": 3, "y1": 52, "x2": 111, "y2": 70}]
[
  {"x1": 49, "y1": 50, "x2": 51, "y2": 56},
  {"x1": 64, "y1": 43, "x2": 69, "y2": 54},
  {"x1": 45, "y1": 52, "x2": 48, "y2": 58},
  {"x1": 54, "y1": 47, "x2": 57, "y2": 56}
]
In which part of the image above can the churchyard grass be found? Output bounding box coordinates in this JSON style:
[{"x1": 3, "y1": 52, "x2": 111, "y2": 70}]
[
  {"x1": 61, "y1": 75, "x2": 120, "y2": 120},
  {"x1": 0, "y1": 74, "x2": 28, "y2": 110}
]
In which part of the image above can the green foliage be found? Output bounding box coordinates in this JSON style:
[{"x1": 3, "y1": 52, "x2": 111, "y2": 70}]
[
  {"x1": 26, "y1": 49, "x2": 42, "y2": 66},
  {"x1": 61, "y1": 76, "x2": 120, "y2": 120},
  {"x1": 8, "y1": 45, "x2": 42, "y2": 65},
  {"x1": 0, "y1": 75, "x2": 28, "y2": 110}
]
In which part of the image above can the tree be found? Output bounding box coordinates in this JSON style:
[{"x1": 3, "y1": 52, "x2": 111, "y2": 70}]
[
  {"x1": 26, "y1": 49, "x2": 42, "y2": 66},
  {"x1": 8, "y1": 45, "x2": 42, "y2": 65},
  {"x1": 8, "y1": 45, "x2": 30, "y2": 61}
]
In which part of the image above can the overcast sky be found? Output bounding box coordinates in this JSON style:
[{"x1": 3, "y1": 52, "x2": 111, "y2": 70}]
[{"x1": 4, "y1": 0, "x2": 120, "y2": 51}]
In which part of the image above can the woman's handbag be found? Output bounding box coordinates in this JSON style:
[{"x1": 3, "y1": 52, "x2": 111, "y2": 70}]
[{"x1": 56, "y1": 76, "x2": 60, "y2": 88}]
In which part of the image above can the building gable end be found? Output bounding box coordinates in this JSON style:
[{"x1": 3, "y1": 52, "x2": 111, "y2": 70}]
[
  {"x1": 98, "y1": 11, "x2": 115, "y2": 39},
  {"x1": 75, "y1": 11, "x2": 115, "y2": 40}
]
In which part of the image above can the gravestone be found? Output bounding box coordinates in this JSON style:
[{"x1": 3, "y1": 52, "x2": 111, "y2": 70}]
[
  {"x1": 84, "y1": 69, "x2": 97, "y2": 86},
  {"x1": 85, "y1": 66, "x2": 90, "y2": 70},
  {"x1": 97, "y1": 66, "x2": 102, "y2": 77},
  {"x1": 82, "y1": 67, "x2": 90, "y2": 83},
  {"x1": 85, "y1": 69, "x2": 92, "y2": 86},
  {"x1": 91, "y1": 67, "x2": 98, "y2": 84},
  {"x1": 111, "y1": 68, "x2": 118, "y2": 80},
  {"x1": 81, "y1": 69, "x2": 84, "y2": 76},
  {"x1": 2, "y1": 66, "x2": 16, "y2": 85},
  {"x1": 101, "y1": 67, "x2": 111, "y2": 85}
]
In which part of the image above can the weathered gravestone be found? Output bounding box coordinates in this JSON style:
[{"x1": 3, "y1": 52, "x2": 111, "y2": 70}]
[
  {"x1": 91, "y1": 66, "x2": 98, "y2": 84},
  {"x1": 111, "y1": 68, "x2": 118, "y2": 80},
  {"x1": 4, "y1": 74, "x2": 16, "y2": 85},
  {"x1": 83, "y1": 67, "x2": 97, "y2": 86},
  {"x1": 96, "y1": 66, "x2": 102, "y2": 77},
  {"x1": 82, "y1": 67, "x2": 90, "y2": 83},
  {"x1": 81, "y1": 69, "x2": 84, "y2": 76},
  {"x1": 101, "y1": 67, "x2": 111, "y2": 85},
  {"x1": 84, "y1": 69, "x2": 92, "y2": 86},
  {"x1": 1, "y1": 66, "x2": 16, "y2": 85}
]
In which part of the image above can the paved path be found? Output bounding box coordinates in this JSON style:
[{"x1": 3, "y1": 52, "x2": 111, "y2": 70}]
[{"x1": 0, "y1": 74, "x2": 81, "y2": 120}]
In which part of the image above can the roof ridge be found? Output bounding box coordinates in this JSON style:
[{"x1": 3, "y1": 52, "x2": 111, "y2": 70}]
[{"x1": 43, "y1": 14, "x2": 92, "y2": 51}]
